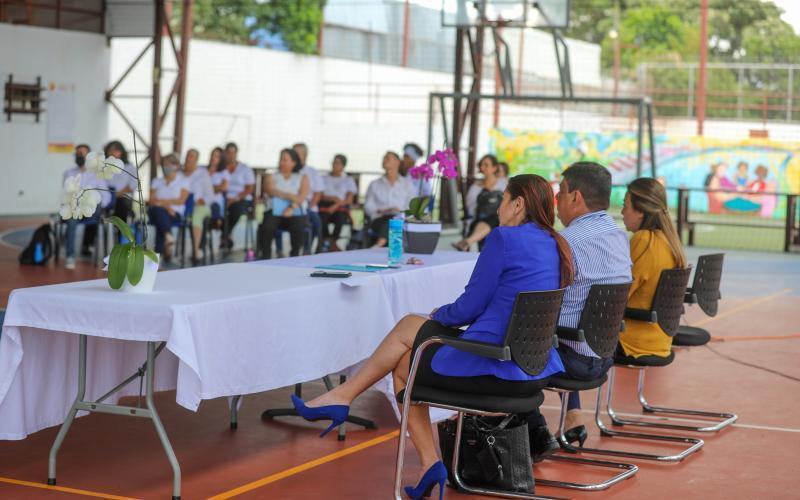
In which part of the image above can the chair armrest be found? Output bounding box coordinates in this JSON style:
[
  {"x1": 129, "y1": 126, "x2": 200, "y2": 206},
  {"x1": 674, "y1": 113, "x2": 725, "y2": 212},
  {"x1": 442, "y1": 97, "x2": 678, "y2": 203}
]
[
  {"x1": 556, "y1": 326, "x2": 586, "y2": 343},
  {"x1": 624, "y1": 308, "x2": 657, "y2": 323},
  {"x1": 438, "y1": 337, "x2": 512, "y2": 361}
]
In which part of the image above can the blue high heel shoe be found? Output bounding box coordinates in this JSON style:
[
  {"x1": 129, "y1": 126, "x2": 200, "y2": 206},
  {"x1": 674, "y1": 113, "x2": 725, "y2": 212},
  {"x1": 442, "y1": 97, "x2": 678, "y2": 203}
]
[
  {"x1": 404, "y1": 461, "x2": 447, "y2": 500},
  {"x1": 290, "y1": 394, "x2": 349, "y2": 438}
]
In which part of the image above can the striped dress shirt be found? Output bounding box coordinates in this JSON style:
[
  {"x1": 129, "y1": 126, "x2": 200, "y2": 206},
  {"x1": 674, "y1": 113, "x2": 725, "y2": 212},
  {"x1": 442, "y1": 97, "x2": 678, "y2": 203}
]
[{"x1": 558, "y1": 211, "x2": 632, "y2": 358}]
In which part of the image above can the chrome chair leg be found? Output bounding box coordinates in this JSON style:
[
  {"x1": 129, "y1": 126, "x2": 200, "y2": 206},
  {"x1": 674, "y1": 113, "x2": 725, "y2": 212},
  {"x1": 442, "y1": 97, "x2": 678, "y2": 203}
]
[
  {"x1": 570, "y1": 368, "x2": 704, "y2": 462},
  {"x1": 606, "y1": 368, "x2": 737, "y2": 432},
  {"x1": 394, "y1": 338, "x2": 561, "y2": 500},
  {"x1": 535, "y1": 387, "x2": 638, "y2": 491}
]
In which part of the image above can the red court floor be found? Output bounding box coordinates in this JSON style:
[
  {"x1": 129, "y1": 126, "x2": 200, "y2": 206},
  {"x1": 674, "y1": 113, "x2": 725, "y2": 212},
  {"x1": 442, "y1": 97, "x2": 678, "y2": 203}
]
[{"x1": 1, "y1": 216, "x2": 799, "y2": 499}]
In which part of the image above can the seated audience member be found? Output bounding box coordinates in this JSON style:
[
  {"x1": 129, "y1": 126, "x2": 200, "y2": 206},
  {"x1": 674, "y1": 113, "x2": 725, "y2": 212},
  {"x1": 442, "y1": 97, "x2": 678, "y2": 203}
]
[
  {"x1": 222, "y1": 142, "x2": 255, "y2": 249},
  {"x1": 619, "y1": 177, "x2": 687, "y2": 358},
  {"x1": 364, "y1": 151, "x2": 415, "y2": 248},
  {"x1": 525, "y1": 161, "x2": 632, "y2": 459},
  {"x1": 61, "y1": 144, "x2": 112, "y2": 269},
  {"x1": 499, "y1": 161, "x2": 510, "y2": 179},
  {"x1": 105, "y1": 140, "x2": 138, "y2": 224},
  {"x1": 452, "y1": 154, "x2": 508, "y2": 251},
  {"x1": 206, "y1": 146, "x2": 228, "y2": 223},
  {"x1": 290, "y1": 174, "x2": 572, "y2": 499},
  {"x1": 258, "y1": 148, "x2": 310, "y2": 259},
  {"x1": 293, "y1": 142, "x2": 325, "y2": 254},
  {"x1": 183, "y1": 148, "x2": 216, "y2": 265},
  {"x1": 402, "y1": 143, "x2": 430, "y2": 197},
  {"x1": 319, "y1": 154, "x2": 357, "y2": 252},
  {"x1": 147, "y1": 154, "x2": 190, "y2": 262}
]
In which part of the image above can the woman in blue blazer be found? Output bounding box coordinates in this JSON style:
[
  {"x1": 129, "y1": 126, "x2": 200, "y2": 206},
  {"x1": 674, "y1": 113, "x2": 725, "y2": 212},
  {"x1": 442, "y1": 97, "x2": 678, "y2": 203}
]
[{"x1": 292, "y1": 174, "x2": 574, "y2": 499}]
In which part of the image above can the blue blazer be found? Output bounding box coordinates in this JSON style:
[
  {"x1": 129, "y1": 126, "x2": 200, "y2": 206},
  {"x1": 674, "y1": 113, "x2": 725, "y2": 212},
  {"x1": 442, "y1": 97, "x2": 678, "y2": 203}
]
[{"x1": 431, "y1": 223, "x2": 565, "y2": 380}]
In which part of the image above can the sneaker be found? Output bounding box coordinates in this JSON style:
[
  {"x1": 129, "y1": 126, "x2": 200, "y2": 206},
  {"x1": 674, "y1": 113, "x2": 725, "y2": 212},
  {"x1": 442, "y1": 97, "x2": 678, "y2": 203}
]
[{"x1": 64, "y1": 257, "x2": 76, "y2": 269}]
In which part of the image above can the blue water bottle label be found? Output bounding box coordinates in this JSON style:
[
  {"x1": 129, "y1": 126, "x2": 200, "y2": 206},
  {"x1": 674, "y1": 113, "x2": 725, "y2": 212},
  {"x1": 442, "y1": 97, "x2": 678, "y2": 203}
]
[
  {"x1": 388, "y1": 218, "x2": 404, "y2": 265},
  {"x1": 34, "y1": 243, "x2": 44, "y2": 263}
]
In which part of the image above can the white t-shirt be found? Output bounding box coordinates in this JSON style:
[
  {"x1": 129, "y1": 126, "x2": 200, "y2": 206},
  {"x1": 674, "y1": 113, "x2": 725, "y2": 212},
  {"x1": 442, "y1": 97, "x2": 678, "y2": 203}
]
[
  {"x1": 272, "y1": 172, "x2": 308, "y2": 216},
  {"x1": 63, "y1": 166, "x2": 112, "y2": 208},
  {"x1": 209, "y1": 169, "x2": 230, "y2": 207},
  {"x1": 364, "y1": 175, "x2": 415, "y2": 219},
  {"x1": 405, "y1": 175, "x2": 433, "y2": 198},
  {"x1": 300, "y1": 165, "x2": 325, "y2": 208},
  {"x1": 151, "y1": 174, "x2": 190, "y2": 216},
  {"x1": 323, "y1": 174, "x2": 358, "y2": 201},
  {"x1": 108, "y1": 162, "x2": 139, "y2": 193},
  {"x1": 225, "y1": 162, "x2": 255, "y2": 200},
  {"x1": 184, "y1": 168, "x2": 215, "y2": 205}
]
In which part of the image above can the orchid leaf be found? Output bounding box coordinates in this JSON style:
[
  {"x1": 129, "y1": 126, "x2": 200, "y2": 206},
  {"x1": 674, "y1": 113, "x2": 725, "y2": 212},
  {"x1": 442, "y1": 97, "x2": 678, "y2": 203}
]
[
  {"x1": 106, "y1": 216, "x2": 134, "y2": 243},
  {"x1": 405, "y1": 196, "x2": 429, "y2": 219},
  {"x1": 143, "y1": 248, "x2": 159, "y2": 264},
  {"x1": 127, "y1": 245, "x2": 145, "y2": 286},
  {"x1": 108, "y1": 243, "x2": 131, "y2": 290}
]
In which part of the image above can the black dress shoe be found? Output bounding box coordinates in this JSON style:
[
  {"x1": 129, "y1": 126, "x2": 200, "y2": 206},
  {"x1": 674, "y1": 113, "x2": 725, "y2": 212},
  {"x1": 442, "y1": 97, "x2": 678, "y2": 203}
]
[
  {"x1": 562, "y1": 425, "x2": 587, "y2": 448},
  {"x1": 530, "y1": 425, "x2": 559, "y2": 462}
]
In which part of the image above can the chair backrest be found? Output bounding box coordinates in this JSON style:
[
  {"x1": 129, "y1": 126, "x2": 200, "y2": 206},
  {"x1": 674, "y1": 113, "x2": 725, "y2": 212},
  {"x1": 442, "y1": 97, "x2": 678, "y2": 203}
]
[
  {"x1": 502, "y1": 289, "x2": 565, "y2": 376},
  {"x1": 692, "y1": 253, "x2": 723, "y2": 317},
  {"x1": 651, "y1": 267, "x2": 692, "y2": 337},
  {"x1": 577, "y1": 283, "x2": 632, "y2": 358},
  {"x1": 347, "y1": 172, "x2": 362, "y2": 206}
]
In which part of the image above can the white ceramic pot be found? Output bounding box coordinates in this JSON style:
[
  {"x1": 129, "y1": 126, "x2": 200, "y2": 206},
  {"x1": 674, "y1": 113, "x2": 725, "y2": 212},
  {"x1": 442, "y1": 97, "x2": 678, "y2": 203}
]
[{"x1": 120, "y1": 254, "x2": 160, "y2": 293}]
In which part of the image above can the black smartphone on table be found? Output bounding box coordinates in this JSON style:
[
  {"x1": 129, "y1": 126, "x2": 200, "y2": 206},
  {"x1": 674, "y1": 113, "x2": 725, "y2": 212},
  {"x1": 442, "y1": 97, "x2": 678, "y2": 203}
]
[{"x1": 310, "y1": 270, "x2": 352, "y2": 278}]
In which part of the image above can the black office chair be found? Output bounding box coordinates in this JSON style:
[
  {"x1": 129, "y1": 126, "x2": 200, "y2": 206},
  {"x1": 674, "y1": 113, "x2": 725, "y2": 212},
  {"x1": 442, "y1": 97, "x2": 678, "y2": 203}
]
[
  {"x1": 582, "y1": 267, "x2": 706, "y2": 462},
  {"x1": 536, "y1": 283, "x2": 639, "y2": 491},
  {"x1": 674, "y1": 253, "x2": 723, "y2": 346},
  {"x1": 394, "y1": 289, "x2": 564, "y2": 500}
]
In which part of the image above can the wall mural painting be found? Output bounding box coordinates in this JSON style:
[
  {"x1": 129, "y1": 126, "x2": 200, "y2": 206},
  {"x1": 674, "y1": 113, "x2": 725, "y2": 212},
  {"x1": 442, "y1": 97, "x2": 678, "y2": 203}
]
[{"x1": 489, "y1": 128, "x2": 800, "y2": 218}]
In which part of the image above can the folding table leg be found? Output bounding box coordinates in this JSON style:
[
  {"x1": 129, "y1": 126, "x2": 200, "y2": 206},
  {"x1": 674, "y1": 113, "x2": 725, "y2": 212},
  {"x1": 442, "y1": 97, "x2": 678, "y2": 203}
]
[
  {"x1": 145, "y1": 341, "x2": 182, "y2": 499},
  {"x1": 48, "y1": 335, "x2": 88, "y2": 486}
]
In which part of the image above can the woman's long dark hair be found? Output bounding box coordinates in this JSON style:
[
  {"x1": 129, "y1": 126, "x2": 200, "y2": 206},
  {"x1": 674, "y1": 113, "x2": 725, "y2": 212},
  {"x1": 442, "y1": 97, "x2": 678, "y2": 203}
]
[
  {"x1": 280, "y1": 148, "x2": 302, "y2": 173},
  {"x1": 104, "y1": 140, "x2": 129, "y2": 164},
  {"x1": 506, "y1": 174, "x2": 575, "y2": 288},
  {"x1": 209, "y1": 146, "x2": 224, "y2": 172}
]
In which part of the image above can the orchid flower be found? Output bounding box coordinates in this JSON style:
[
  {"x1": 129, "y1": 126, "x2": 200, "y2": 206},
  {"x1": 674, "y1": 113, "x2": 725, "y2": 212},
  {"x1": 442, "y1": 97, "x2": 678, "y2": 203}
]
[
  {"x1": 59, "y1": 174, "x2": 102, "y2": 220},
  {"x1": 85, "y1": 152, "x2": 124, "y2": 180}
]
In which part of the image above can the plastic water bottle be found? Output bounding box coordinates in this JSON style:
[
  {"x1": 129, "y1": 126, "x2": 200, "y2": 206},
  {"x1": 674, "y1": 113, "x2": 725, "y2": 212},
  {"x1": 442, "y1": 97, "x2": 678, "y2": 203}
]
[
  {"x1": 388, "y1": 217, "x2": 404, "y2": 266},
  {"x1": 34, "y1": 243, "x2": 43, "y2": 263}
]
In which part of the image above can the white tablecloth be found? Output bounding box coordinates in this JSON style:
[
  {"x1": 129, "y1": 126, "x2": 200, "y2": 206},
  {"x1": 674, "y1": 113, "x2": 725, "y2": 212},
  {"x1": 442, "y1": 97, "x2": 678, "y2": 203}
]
[{"x1": 0, "y1": 251, "x2": 476, "y2": 440}]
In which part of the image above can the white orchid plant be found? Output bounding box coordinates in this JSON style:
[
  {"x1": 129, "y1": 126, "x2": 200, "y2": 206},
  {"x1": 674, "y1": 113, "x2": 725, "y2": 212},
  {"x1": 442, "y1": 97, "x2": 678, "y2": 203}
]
[{"x1": 60, "y1": 151, "x2": 158, "y2": 289}]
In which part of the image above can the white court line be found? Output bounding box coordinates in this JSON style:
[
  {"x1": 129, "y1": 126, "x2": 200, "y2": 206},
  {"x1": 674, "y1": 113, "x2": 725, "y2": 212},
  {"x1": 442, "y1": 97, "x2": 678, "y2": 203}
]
[{"x1": 539, "y1": 404, "x2": 800, "y2": 434}]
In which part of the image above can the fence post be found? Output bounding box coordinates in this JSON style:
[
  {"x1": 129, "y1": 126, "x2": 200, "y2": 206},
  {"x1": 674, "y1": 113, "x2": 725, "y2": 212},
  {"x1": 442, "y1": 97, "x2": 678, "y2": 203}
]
[
  {"x1": 677, "y1": 188, "x2": 693, "y2": 247},
  {"x1": 785, "y1": 194, "x2": 797, "y2": 253}
]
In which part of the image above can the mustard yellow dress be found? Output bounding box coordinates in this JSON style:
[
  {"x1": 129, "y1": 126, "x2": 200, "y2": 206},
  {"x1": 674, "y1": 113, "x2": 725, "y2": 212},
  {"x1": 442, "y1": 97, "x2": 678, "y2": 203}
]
[{"x1": 619, "y1": 230, "x2": 677, "y2": 358}]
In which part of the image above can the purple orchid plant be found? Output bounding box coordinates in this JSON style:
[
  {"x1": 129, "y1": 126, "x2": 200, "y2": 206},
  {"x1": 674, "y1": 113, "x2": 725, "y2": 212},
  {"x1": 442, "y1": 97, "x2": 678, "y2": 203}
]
[{"x1": 405, "y1": 148, "x2": 459, "y2": 221}]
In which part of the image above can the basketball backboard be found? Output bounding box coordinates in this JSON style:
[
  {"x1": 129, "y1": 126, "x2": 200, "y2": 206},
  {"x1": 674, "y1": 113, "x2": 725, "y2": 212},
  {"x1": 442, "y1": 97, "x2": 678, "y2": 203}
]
[{"x1": 441, "y1": 0, "x2": 570, "y2": 29}]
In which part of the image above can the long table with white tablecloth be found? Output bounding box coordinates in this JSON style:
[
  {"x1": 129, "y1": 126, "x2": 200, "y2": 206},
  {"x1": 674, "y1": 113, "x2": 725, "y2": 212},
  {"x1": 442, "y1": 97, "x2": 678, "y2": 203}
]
[{"x1": 0, "y1": 249, "x2": 477, "y2": 440}]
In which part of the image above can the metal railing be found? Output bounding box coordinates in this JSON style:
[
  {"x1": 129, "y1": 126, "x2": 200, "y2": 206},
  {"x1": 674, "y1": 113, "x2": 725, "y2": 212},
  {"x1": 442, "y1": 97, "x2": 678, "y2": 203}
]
[{"x1": 610, "y1": 184, "x2": 800, "y2": 253}]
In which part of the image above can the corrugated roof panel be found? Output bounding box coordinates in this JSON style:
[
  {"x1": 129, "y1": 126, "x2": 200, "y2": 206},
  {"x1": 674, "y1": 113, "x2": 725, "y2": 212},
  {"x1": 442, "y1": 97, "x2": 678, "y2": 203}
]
[{"x1": 106, "y1": 0, "x2": 154, "y2": 37}]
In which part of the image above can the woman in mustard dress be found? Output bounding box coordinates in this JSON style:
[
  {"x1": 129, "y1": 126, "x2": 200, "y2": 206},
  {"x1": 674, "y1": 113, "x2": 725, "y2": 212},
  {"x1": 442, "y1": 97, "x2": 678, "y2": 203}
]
[{"x1": 620, "y1": 178, "x2": 687, "y2": 358}]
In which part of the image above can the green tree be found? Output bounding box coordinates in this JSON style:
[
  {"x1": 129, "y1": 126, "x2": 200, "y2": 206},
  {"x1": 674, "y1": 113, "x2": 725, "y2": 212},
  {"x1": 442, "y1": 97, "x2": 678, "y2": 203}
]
[
  {"x1": 173, "y1": 0, "x2": 325, "y2": 54},
  {"x1": 254, "y1": 0, "x2": 325, "y2": 55}
]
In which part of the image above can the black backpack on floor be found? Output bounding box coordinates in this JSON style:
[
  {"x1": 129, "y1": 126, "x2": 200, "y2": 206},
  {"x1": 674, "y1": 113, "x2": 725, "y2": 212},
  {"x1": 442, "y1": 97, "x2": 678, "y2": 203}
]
[{"x1": 19, "y1": 224, "x2": 54, "y2": 265}]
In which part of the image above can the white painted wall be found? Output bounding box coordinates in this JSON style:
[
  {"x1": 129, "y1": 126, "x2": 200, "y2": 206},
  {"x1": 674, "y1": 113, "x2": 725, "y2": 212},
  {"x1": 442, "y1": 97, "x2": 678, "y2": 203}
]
[
  {"x1": 109, "y1": 36, "x2": 602, "y2": 189},
  {"x1": 0, "y1": 24, "x2": 109, "y2": 215}
]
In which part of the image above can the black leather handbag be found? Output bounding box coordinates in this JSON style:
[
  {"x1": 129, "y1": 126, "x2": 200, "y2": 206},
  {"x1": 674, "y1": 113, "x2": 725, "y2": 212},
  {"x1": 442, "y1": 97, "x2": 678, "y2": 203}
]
[{"x1": 437, "y1": 415, "x2": 535, "y2": 493}]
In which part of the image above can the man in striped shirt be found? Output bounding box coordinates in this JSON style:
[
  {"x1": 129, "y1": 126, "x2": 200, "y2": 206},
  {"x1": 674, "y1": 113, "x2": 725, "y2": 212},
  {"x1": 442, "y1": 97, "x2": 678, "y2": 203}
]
[{"x1": 529, "y1": 162, "x2": 632, "y2": 460}]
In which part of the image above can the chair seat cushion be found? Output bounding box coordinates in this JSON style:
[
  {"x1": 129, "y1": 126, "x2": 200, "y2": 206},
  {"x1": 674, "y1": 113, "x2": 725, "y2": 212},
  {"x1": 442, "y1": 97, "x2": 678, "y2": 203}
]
[
  {"x1": 673, "y1": 326, "x2": 712, "y2": 346},
  {"x1": 397, "y1": 386, "x2": 545, "y2": 414},
  {"x1": 547, "y1": 374, "x2": 608, "y2": 391},
  {"x1": 614, "y1": 350, "x2": 675, "y2": 367}
]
